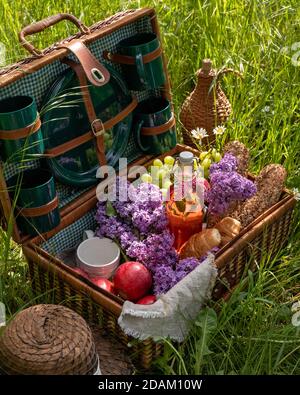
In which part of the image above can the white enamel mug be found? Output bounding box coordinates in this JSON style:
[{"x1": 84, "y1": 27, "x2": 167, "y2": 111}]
[{"x1": 76, "y1": 231, "x2": 120, "y2": 278}]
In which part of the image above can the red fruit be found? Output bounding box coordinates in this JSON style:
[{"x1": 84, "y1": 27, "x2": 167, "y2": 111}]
[
  {"x1": 136, "y1": 295, "x2": 156, "y2": 305},
  {"x1": 113, "y1": 261, "x2": 152, "y2": 302},
  {"x1": 90, "y1": 277, "x2": 115, "y2": 293},
  {"x1": 72, "y1": 267, "x2": 89, "y2": 278},
  {"x1": 204, "y1": 179, "x2": 210, "y2": 190}
]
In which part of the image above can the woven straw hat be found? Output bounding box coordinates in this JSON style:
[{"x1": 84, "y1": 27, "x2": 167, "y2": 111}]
[{"x1": 0, "y1": 304, "x2": 99, "y2": 375}]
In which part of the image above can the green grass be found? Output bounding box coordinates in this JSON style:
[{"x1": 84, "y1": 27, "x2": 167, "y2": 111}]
[{"x1": 0, "y1": 0, "x2": 300, "y2": 375}]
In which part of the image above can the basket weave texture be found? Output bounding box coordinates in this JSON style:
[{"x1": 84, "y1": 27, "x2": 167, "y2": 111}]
[
  {"x1": 180, "y1": 59, "x2": 238, "y2": 147},
  {"x1": 0, "y1": 304, "x2": 99, "y2": 375},
  {"x1": 23, "y1": 145, "x2": 296, "y2": 370}
]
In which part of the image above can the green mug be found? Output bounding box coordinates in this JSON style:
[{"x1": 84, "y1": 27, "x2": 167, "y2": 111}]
[
  {"x1": 116, "y1": 33, "x2": 166, "y2": 91},
  {"x1": 0, "y1": 96, "x2": 44, "y2": 162},
  {"x1": 7, "y1": 168, "x2": 60, "y2": 236},
  {"x1": 134, "y1": 97, "x2": 177, "y2": 155}
]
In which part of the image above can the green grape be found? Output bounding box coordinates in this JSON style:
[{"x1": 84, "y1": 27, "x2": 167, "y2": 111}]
[
  {"x1": 157, "y1": 169, "x2": 167, "y2": 188},
  {"x1": 198, "y1": 165, "x2": 205, "y2": 177},
  {"x1": 204, "y1": 168, "x2": 210, "y2": 179},
  {"x1": 153, "y1": 159, "x2": 163, "y2": 168},
  {"x1": 141, "y1": 173, "x2": 152, "y2": 183},
  {"x1": 162, "y1": 180, "x2": 173, "y2": 190},
  {"x1": 164, "y1": 155, "x2": 175, "y2": 166},
  {"x1": 201, "y1": 157, "x2": 212, "y2": 169},
  {"x1": 211, "y1": 148, "x2": 217, "y2": 160},
  {"x1": 161, "y1": 164, "x2": 171, "y2": 172},
  {"x1": 193, "y1": 159, "x2": 199, "y2": 170},
  {"x1": 149, "y1": 165, "x2": 159, "y2": 175},
  {"x1": 160, "y1": 188, "x2": 169, "y2": 200},
  {"x1": 199, "y1": 151, "x2": 210, "y2": 161},
  {"x1": 214, "y1": 152, "x2": 222, "y2": 162}
]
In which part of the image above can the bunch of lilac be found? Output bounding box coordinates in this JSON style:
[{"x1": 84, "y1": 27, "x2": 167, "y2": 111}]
[
  {"x1": 205, "y1": 154, "x2": 257, "y2": 215},
  {"x1": 111, "y1": 180, "x2": 168, "y2": 234},
  {"x1": 95, "y1": 178, "x2": 209, "y2": 295},
  {"x1": 153, "y1": 255, "x2": 211, "y2": 295},
  {"x1": 95, "y1": 202, "x2": 138, "y2": 250}
]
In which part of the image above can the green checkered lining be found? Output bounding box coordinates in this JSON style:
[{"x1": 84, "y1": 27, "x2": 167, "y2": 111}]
[
  {"x1": 0, "y1": 15, "x2": 161, "y2": 216},
  {"x1": 41, "y1": 208, "x2": 97, "y2": 256}
]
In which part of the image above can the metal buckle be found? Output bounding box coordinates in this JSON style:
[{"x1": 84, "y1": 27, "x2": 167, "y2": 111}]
[{"x1": 91, "y1": 119, "x2": 105, "y2": 137}]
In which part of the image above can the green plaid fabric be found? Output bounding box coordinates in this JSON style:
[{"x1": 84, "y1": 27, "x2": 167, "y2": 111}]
[
  {"x1": 41, "y1": 208, "x2": 97, "y2": 255},
  {"x1": 1, "y1": 14, "x2": 164, "y2": 248},
  {"x1": 0, "y1": 15, "x2": 161, "y2": 211}
]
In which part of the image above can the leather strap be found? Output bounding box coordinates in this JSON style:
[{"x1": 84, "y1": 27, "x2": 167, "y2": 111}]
[
  {"x1": 17, "y1": 195, "x2": 59, "y2": 217},
  {"x1": 103, "y1": 46, "x2": 162, "y2": 65},
  {"x1": 45, "y1": 96, "x2": 138, "y2": 157},
  {"x1": 141, "y1": 115, "x2": 176, "y2": 136},
  {"x1": 64, "y1": 59, "x2": 107, "y2": 165},
  {"x1": 59, "y1": 40, "x2": 110, "y2": 87},
  {"x1": 0, "y1": 117, "x2": 41, "y2": 140}
]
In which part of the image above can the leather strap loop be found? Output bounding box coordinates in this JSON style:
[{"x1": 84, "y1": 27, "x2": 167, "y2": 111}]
[
  {"x1": 17, "y1": 195, "x2": 59, "y2": 217},
  {"x1": 103, "y1": 45, "x2": 162, "y2": 65},
  {"x1": 141, "y1": 115, "x2": 176, "y2": 136},
  {"x1": 45, "y1": 96, "x2": 138, "y2": 157},
  {"x1": 0, "y1": 117, "x2": 41, "y2": 140},
  {"x1": 59, "y1": 40, "x2": 110, "y2": 87}
]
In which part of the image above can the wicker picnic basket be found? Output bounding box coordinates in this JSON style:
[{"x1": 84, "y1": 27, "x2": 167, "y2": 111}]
[{"x1": 0, "y1": 8, "x2": 297, "y2": 370}]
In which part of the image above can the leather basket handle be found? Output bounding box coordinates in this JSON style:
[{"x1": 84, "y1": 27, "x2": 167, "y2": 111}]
[{"x1": 19, "y1": 13, "x2": 90, "y2": 56}]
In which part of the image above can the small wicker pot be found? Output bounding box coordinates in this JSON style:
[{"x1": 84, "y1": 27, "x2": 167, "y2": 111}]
[
  {"x1": 180, "y1": 59, "x2": 242, "y2": 147},
  {"x1": 0, "y1": 304, "x2": 99, "y2": 375}
]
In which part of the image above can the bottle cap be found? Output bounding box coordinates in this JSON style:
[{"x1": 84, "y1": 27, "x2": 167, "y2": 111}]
[{"x1": 179, "y1": 151, "x2": 194, "y2": 165}]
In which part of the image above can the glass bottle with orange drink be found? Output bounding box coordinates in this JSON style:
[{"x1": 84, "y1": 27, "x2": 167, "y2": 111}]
[{"x1": 166, "y1": 151, "x2": 205, "y2": 250}]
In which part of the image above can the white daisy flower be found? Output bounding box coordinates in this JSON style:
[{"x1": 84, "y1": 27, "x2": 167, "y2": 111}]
[
  {"x1": 292, "y1": 188, "x2": 300, "y2": 201},
  {"x1": 262, "y1": 105, "x2": 270, "y2": 113},
  {"x1": 213, "y1": 125, "x2": 226, "y2": 135},
  {"x1": 191, "y1": 127, "x2": 208, "y2": 140}
]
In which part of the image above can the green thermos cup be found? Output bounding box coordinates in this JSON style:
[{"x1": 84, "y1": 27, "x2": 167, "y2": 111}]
[
  {"x1": 134, "y1": 97, "x2": 177, "y2": 155},
  {"x1": 0, "y1": 96, "x2": 44, "y2": 162},
  {"x1": 116, "y1": 33, "x2": 166, "y2": 91},
  {"x1": 7, "y1": 168, "x2": 60, "y2": 236}
]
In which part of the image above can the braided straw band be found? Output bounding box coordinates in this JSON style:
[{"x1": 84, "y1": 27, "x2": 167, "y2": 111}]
[
  {"x1": 16, "y1": 195, "x2": 59, "y2": 217},
  {"x1": 0, "y1": 117, "x2": 41, "y2": 140},
  {"x1": 0, "y1": 304, "x2": 99, "y2": 375}
]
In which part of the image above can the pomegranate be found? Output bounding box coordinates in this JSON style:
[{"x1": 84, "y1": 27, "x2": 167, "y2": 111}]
[
  {"x1": 113, "y1": 262, "x2": 152, "y2": 302},
  {"x1": 90, "y1": 277, "x2": 115, "y2": 293},
  {"x1": 136, "y1": 295, "x2": 157, "y2": 305}
]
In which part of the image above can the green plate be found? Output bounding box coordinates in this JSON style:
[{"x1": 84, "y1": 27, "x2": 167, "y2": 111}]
[{"x1": 41, "y1": 64, "x2": 133, "y2": 187}]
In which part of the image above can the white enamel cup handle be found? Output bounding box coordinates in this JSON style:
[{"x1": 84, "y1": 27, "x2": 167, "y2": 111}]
[{"x1": 82, "y1": 229, "x2": 95, "y2": 241}]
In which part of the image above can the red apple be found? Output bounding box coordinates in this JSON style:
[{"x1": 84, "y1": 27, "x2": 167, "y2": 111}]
[
  {"x1": 90, "y1": 277, "x2": 115, "y2": 293},
  {"x1": 136, "y1": 295, "x2": 156, "y2": 305},
  {"x1": 113, "y1": 261, "x2": 152, "y2": 302},
  {"x1": 72, "y1": 267, "x2": 90, "y2": 278}
]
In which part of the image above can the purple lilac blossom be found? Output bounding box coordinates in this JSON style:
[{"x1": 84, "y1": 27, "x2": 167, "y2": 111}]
[
  {"x1": 210, "y1": 153, "x2": 238, "y2": 174},
  {"x1": 206, "y1": 154, "x2": 257, "y2": 215},
  {"x1": 126, "y1": 231, "x2": 178, "y2": 271},
  {"x1": 153, "y1": 265, "x2": 178, "y2": 295},
  {"x1": 153, "y1": 256, "x2": 205, "y2": 295}
]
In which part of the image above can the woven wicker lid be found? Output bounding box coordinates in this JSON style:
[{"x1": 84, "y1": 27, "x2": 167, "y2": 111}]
[{"x1": 0, "y1": 304, "x2": 99, "y2": 375}]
